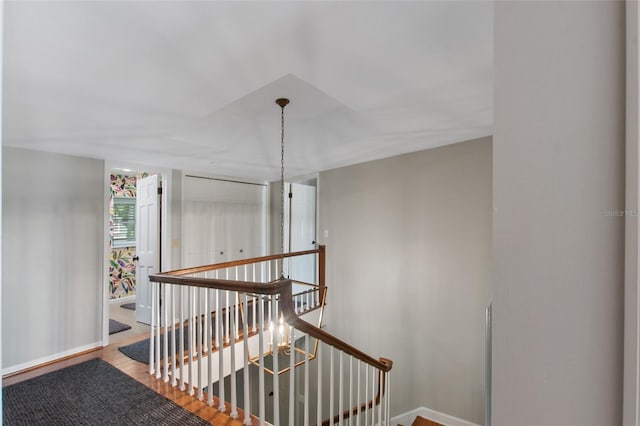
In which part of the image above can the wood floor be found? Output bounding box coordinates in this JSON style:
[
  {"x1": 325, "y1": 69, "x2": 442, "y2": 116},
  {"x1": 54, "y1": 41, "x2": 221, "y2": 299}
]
[{"x1": 3, "y1": 331, "x2": 248, "y2": 426}]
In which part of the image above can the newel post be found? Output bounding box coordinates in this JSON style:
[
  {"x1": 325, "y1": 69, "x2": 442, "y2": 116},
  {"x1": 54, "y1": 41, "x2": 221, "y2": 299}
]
[{"x1": 319, "y1": 245, "x2": 326, "y2": 301}]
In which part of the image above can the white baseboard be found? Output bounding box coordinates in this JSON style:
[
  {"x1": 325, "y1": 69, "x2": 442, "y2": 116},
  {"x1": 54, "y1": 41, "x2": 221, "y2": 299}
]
[
  {"x1": 391, "y1": 406, "x2": 482, "y2": 426},
  {"x1": 109, "y1": 295, "x2": 135, "y2": 304},
  {"x1": 2, "y1": 341, "x2": 103, "y2": 376}
]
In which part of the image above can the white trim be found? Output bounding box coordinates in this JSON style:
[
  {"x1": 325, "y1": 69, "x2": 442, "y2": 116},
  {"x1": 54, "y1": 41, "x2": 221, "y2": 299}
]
[
  {"x1": 391, "y1": 407, "x2": 481, "y2": 426},
  {"x1": 625, "y1": 2, "x2": 640, "y2": 425},
  {"x1": 109, "y1": 295, "x2": 136, "y2": 305},
  {"x1": 1, "y1": 341, "x2": 103, "y2": 376},
  {"x1": 0, "y1": 2, "x2": 5, "y2": 417}
]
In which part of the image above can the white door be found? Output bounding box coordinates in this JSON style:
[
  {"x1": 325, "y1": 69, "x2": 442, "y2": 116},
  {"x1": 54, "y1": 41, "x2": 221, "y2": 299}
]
[
  {"x1": 286, "y1": 183, "x2": 317, "y2": 288},
  {"x1": 136, "y1": 175, "x2": 160, "y2": 325}
]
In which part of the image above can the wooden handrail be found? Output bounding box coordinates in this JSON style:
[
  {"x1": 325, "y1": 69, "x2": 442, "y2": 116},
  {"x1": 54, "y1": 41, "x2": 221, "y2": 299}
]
[
  {"x1": 162, "y1": 248, "x2": 321, "y2": 276},
  {"x1": 148, "y1": 273, "x2": 392, "y2": 373},
  {"x1": 149, "y1": 245, "x2": 391, "y2": 372},
  {"x1": 278, "y1": 283, "x2": 392, "y2": 372},
  {"x1": 149, "y1": 275, "x2": 288, "y2": 294}
]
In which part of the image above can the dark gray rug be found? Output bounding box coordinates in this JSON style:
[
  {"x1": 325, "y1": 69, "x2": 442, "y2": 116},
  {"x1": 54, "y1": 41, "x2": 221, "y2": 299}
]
[
  {"x1": 2, "y1": 358, "x2": 209, "y2": 425},
  {"x1": 118, "y1": 326, "x2": 189, "y2": 364},
  {"x1": 118, "y1": 306, "x2": 257, "y2": 364},
  {"x1": 120, "y1": 302, "x2": 136, "y2": 310},
  {"x1": 109, "y1": 319, "x2": 132, "y2": 335}
]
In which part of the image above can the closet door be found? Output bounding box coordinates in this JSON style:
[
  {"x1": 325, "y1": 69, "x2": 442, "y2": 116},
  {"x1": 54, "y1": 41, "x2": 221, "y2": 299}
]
[
  {"x1": 182, "y1": 177, "x2": 211, "y2": 268},
  {"x1": 182, "y1": 176, "x2": 266, "y2": 269}
]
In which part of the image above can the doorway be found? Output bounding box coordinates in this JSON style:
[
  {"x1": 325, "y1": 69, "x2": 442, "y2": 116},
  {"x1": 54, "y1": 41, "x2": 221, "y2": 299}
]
[
  {"x1": 283, "y1": 178, "x2": 317, "y2": 292},
  {"x1": 103, "y1": 165, "x2": 170, "y2": 345}
]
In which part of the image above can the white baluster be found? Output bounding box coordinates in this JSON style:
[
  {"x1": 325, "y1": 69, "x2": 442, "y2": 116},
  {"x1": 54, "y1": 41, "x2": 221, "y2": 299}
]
[
  {"x1": 225, "y1": 270, "x2": 230, "y2": 344},
  {"x1": 378, "y1": 368, "x2": 383, "y2": 426},
  {"x1": 235, "y1": 267, "x2": 240, "y2": 339},
  {"x1": 179, "y1": 286, "x2": 185, "y2": 391},
  {"x1": 304, "y1": 333, "x2": 310, "y2": 426},
  {"x1": 203, "y1": 286, "x2": 208, "y2": 366},
  {"x1": 187, "y1": 287, "x2": 194, "y2": 394},
  {"x1": 149, "y1": 282, "x2": 156, "y2": 375},
  {"x1": 349, "y1": 356, "x2": 353, "y2": 426},
  {"x1": 252, "y1": 265, "x2": 257, "y2": 332},
  {"x1": 197, "y1": 288, "x2": 203, "y2": 400},
  {"x1": 242, "y1": 293, "x2": 251, "y2": 425},
  {"x1": 230, "y1": 291, "x2": 238, "y2": 419},
  {"x1": 289, "y1": 326, "x2": 295, "y2": 426},
  {"x1": 218, "y1": 289, "x2": 226, "y2": 413},
  {"x1": 386, "y1": 372, "x2": 391, "y2": 426},
  {"x1": 155, "y1": 284, "x2": 161, "y2": 379},
  {"x1": 338, "y1": 351, "x2": 343, "y2": 426},
  {"x1": 171, "y1": 284, "x2": 177, "y2": 387},
  {"x1": 258, "y1": 296, "x2": 265, "y2": 425},
  {"x1": 364, "y1": 362, "x2": 368, "y2": 425},
  {"x1": 329, "y1": 346, "x2": 334, "y2": 426},
  {"x1": 317, "y1": 343, "x2": 323, "y2": 426},
  {"x1": 162, "y1": 284, "x2": 169, "y2": 382},
  {"x1": 371, "y1": 365, "x2": 375, "y2": 426},
  {"x1": 272, "y1": 296, "x2": 280, "y2": 426},
  {"x1": 356, "y1": 360, "x2": 361, "y2": 425},
  {"x1": 207, "y1": 289, "x2": 214, "y2": 407}
]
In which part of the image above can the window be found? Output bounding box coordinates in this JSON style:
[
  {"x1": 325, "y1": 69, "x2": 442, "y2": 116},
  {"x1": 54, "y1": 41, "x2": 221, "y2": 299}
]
[{"x1": 112, "y1": 197, "x2": 136, "y2": 247}]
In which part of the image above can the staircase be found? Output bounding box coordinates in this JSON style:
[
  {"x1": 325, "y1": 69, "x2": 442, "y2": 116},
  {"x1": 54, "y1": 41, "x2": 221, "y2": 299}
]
[{"x1": 148, "y1": 246, "x2": 394, "y2": 425}]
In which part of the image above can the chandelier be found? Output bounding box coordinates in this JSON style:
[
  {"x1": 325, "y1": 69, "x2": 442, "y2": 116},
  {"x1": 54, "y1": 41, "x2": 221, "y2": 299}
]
[{"x1": 243, "y1": 98, "x2": 320, "y2": 375}]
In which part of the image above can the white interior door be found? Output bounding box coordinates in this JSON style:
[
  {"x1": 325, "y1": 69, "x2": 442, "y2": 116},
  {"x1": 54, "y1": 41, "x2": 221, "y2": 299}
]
[
  {"x1": 136, "y1": 175, "x2": 160, "y2": 325},
  {"x1": 286, "y1": 182, "x2": 317, "y2": 288}
]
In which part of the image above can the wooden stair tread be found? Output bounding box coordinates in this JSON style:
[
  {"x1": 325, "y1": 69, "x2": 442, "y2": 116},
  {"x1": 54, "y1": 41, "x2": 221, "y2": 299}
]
[{"x1": 411, "y1": 415, "x2": 444, "y2": 426}]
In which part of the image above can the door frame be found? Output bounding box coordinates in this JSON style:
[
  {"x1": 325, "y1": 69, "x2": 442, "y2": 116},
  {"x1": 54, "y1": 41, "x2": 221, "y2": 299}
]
[{"x1": 102, "y1": 162, "x2": 172, "y2": 346}]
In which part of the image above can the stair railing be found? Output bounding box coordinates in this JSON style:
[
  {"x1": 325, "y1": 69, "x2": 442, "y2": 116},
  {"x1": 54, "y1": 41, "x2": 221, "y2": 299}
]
[{"x1": 149, "y1": 246, "x2": 393, "y2": 426}]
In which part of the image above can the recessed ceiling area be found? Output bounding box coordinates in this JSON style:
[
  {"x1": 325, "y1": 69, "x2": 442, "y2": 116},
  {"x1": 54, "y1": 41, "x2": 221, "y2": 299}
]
[{"x1": 3, "y1": 1, "x2": 493, "y2": 181}]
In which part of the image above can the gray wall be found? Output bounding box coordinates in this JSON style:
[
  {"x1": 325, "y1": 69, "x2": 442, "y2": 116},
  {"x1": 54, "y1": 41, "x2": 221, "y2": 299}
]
[
  {"x1": 318, "y1": 137, "x2": 492, "y2": 423},
  {"x1": 493, "y1": 3, "x2": 625, "y2": 426},
  {"x1": 2, "y1": 147, "x2": 104, "y2": 371}
]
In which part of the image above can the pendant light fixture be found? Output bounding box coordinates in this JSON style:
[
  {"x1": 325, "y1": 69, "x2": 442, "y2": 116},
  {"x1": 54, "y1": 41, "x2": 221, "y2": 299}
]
[{"x1": 243, "y1": 98, "x2": 320, "y2": 375}]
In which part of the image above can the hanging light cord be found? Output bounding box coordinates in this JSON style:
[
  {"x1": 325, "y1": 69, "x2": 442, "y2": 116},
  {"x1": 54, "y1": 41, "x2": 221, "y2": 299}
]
[
  {"x1": 275, "y1": 98, "x2": 289, "y2": 279},
  {"x1": 279, "y1": 103, "x2": 285, "y2": 278}
]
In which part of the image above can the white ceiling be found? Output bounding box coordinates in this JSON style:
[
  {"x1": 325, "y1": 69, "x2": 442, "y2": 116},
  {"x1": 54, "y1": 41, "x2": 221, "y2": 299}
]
[{"x1": 3, "y1": 1, "x2": 493, "y2": 181}]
